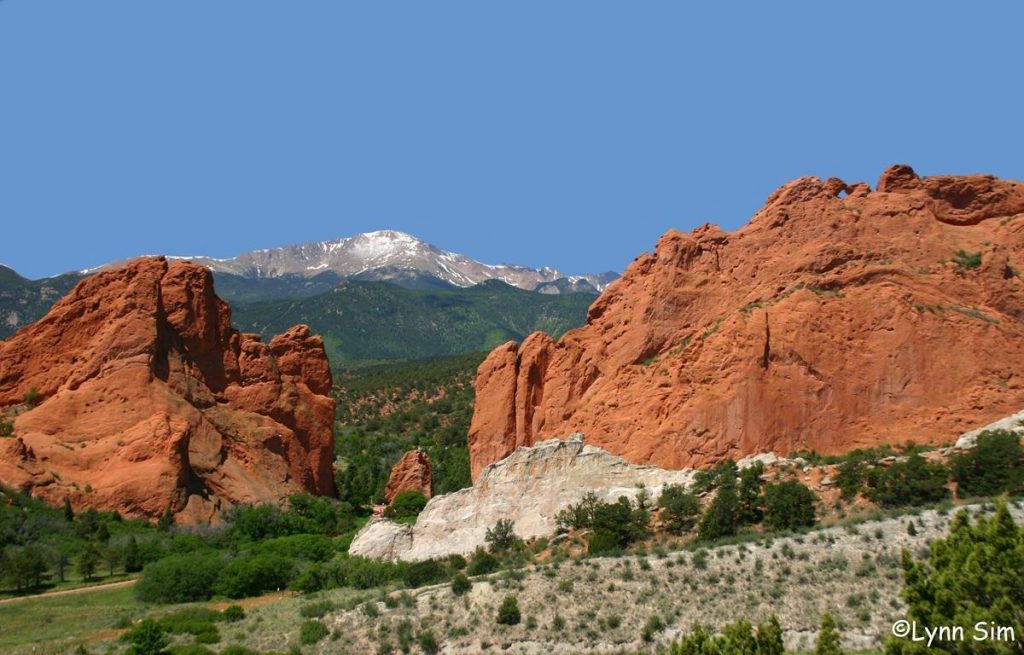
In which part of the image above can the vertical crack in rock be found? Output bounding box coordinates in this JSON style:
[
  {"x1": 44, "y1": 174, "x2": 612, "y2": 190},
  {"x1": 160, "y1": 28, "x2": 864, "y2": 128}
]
[{"x1": 761, "y1": 311, "x2": 771, "y2": 370}]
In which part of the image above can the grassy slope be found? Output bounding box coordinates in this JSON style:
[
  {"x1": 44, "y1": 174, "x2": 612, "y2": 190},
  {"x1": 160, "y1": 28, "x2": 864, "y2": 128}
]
[
  {"x1": 15, "y1": 503, "x2": 1018, "y2": 655},
  {"x1": 231, "y1": 280, "x2": 593, "y2": 368}
]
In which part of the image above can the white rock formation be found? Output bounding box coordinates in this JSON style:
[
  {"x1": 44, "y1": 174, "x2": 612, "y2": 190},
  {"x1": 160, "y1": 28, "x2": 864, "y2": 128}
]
[
  {"x1": 954, "y1": 408, "x2": 1024, "y2": 450},
  {"x1": 349, "y1": 434, "x2": 697, "y2": 561}
]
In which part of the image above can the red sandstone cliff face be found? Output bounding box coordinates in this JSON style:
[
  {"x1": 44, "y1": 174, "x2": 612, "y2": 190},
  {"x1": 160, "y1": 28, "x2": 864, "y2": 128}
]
[
  {"x1": 384, "y1": 449, "x2": 433, "y2": 504},
  {"x1": 468, "y1": 165, "x2": 1024, "y2": 479},
  {"x1": 0, "y1": 258, "x2": 335, "y2": 522}
]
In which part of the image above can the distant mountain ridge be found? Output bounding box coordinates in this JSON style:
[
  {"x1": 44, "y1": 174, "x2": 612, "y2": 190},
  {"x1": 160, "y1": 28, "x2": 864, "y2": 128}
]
[{"x1": 85, "y1": 230, "x2": 619, "y2": 294}]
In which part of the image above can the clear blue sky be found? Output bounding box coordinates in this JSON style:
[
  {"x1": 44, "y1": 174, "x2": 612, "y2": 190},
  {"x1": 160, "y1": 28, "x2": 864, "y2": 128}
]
[{"x1": 2, "y1": 2, "x2": 1023, "y2": 279}]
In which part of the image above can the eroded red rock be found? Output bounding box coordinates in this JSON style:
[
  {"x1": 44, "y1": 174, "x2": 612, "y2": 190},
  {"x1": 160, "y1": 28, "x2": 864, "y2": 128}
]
[
  {"x1": 469, "y1": 165, "x2": 1024, "y2": 479},
  {"x1": 0, "y1": 258, "x2": 335, "y2": 522},
  {"x1": 384, "y1": 449, "x2": 433, "y2": 504}
]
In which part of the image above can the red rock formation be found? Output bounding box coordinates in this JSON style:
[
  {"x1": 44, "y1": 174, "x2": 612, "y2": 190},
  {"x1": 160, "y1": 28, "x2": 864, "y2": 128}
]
[
  {"x1": 469, "y1": 165, "x2": 1024, "y2": 479},
  {"x1": 0, "y1": 258, "x2": 335, "y2": 522},
  {"x1": 384, "y1": 449, "x2": 433, "y2": 504}
]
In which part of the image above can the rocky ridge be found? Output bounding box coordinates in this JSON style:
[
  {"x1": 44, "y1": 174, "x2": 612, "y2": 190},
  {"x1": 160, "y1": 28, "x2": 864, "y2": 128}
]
[
  {"x1": 0, "y1": 257, "x2": 336, "y2": 522},
  {"x1": 85, "y1": 230, "x2": 618, "y2": 294},
  {"x1": 469, "y1": 165, "x2": 1024, "y2": 478}
]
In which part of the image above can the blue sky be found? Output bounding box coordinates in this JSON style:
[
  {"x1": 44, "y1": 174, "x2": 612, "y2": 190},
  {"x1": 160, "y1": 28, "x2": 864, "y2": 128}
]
[{"x1": 2, "y1": 2, "x2": 1022, "y2": 279}]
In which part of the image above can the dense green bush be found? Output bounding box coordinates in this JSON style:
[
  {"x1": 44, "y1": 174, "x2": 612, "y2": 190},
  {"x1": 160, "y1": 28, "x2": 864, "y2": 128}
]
[
  {"x1": 951, "y1": 429, "x2": 1024, "y2": 497},
  {"x1": 836, "y1": 456, "x2": 867, "y2": 500},
  {"x1": 384, "y1": 491, "x2": 428, "y2": 521},
  {"x1": 698, "y1": 462, "x2": 740, "y2": 541},
  {"x1": 402, "y1": 559, "x2": 447, "y2": 588},
  {"x1": 762, "y1": 480, "x2": 816, "y2": 531},
  {"x1": 299, "y1": 620, "x2": 329, "y2": 645},
  {"x1": 466, "y1": 548, "x2": 500, "y2": 576},
  {"x1": 156, "y1": 608, "x2": 223, "y2": 636},
  {"x1": 558, "y1": 492, "x2": 650, "y2": 551},
  {"x1": 451, "y1": 572, "x2": 471, "y2": 595},
  {"x1": 867, "y1": 454, "x2": 949, "y2": 508},
  {"x1": 496, "y1": 595, "x2": 521, "y2": 625},
  {"x1": 222, "y1": 605, "x2": 245, "y2": 622},
  {"x1": 214, "y1": 554, "x2": 295, "y2": 599},
  {"x1": 587, "y1": 529, "x2": 623, "y2": 555},
  {"x1": 253, "y1": 534, "x2": 335, "y2": 562},
  {"x1": 657, "y1": 485, "x2": 700, "y2": 535},
  {"x1": 135, "y1": 552, "x2": 222, "y2": 603},
  {"x1": 126, "y1": 619, "x2": 168, "y2": 655}
]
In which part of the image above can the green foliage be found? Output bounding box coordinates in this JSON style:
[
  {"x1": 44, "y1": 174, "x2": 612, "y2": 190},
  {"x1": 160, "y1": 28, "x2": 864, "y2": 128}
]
[
  {"x1": 587, "y1": 530, "x2": 623, "y2": 555},
  {"x1": 557, "y1": 493, "x2": 650, "y2": 551},
  {"x1": 698, "y1": 462, "x2": 740, "y2": 541},
  {"x1": 466, "y1": 548, "x2": 500, "y2": 576},
  {"x1": 231, "y1": 280, "x2": 594, "y2": 369},
  {"x1": 417, "y1": 629, "x2": 439, "y2": 655},
  {"x1": 224, "y1": 495, "x2": 355, "y2": 542},
  {"x1": 299, "y1": 620, "x2": 329, "y2": 645},
  {"x1": 953, "y1": 250, "x2": 982, "y2": 270},
  {"x1": 155, "y1": 608, "x2": 223, "y2": 642},
  {"x1": 737, "y1": 462, "x2": 765, "y2": 524},
  {"x1": 485, "y1": 519, "x2": 519, "y2": 553},
  {"x1": 22, "y1": 387, "x2": 42, "y2": 407},
  {"x1": 762, "y1": 480, "x2": 817, "y2": 531},
  {"x1": 665, "y1": 616, "x2": 785, "y2": 655},
  {"x1": 214, "y1": 554, "x2": 295, "y2": 599},
  {"x1": 658, "y1": 485, "x2": 700, "y2": 535},
  {"x1": 299, "y1": 600, "x2": 335, "y2": 619},
  {"x1": 135, "y1": 552, "x2": 222, "y2": 603},
  {"x1": 77, "y1": 542, "x2": 101, "y2": 581},
  {"x1": 867, "y1": 454, "x2": 950, "y2": 508},
  {"x1": 815, "y1": 613, "x2": 843, "y2": 655},
  {"x1": 157, "y1": 505, "x2": 174, "y2": 531},
  {"x1": 2, "y1": 544, "x2": 49, "y2": 590},
  {"x1": 836, "y1": 457, "x2": 867, "y2": 500},
  {"x1": 252, "y1": 534, "x2": 336, "y2": 562},
  {"x1": 333, "y1": 353, "x2": 482, "y2": 508},
  {"x1": 886, "y1": 501, "x2": 1023, "y2": 655},
  {"x1": 451, "y1": 572, "x2": 471, "y2": 596},
  {"x1": 496, "y1": 595, "x2": 521, "y2": 625},
  {"x1": 127, "y1": 619, "x2": 169, "y2": 655},
  {"x1": 0, "y1": 419, "x2": 13, "y2": 437},
  {"x1": 402, "y1": 559, "x2": 447, "y2": 588},
  {"x1": 222, "y1": 605, "x2": 245, "y2": 622},
  {"x1": 951, "y1": 429, "x2": 1024, "y2": 497},
  {"x1": 384, "y1": 491, "x2": 428, "y2": 521}
]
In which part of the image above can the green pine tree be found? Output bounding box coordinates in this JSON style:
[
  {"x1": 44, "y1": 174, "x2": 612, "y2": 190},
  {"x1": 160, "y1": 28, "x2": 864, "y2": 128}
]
[{"x1": 815, "y1": 612, "x2": 843, "y2": 655}]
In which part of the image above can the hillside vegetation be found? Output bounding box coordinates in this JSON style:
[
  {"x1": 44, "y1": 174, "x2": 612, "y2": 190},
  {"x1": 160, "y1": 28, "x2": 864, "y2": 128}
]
[
  {"x1": 230, "y1": 280, "x2": 593, "y2": 368},
  {"x1": 333, "y1": 353, "x2": 485, "y2": 505}
]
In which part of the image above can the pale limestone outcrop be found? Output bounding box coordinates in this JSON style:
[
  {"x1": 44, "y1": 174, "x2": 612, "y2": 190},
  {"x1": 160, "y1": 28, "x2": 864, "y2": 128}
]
[
  {"x1": 349, "y1": 434, "x2": 697, "y2": 561},
  {"x1": 953, "y1": 408, "x2": 1024, "y2": 450}
]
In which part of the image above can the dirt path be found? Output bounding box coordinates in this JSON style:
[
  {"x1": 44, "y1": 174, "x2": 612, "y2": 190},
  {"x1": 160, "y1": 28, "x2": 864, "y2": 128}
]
[{"x1": 0, "y1": 578, "x2": 137, "y2": 605}]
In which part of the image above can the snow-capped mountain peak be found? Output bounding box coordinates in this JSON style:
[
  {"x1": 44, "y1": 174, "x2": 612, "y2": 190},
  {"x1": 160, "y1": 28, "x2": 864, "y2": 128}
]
[{"x1": 81, "y1": 231, "x2": 618, "y2": 294}]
